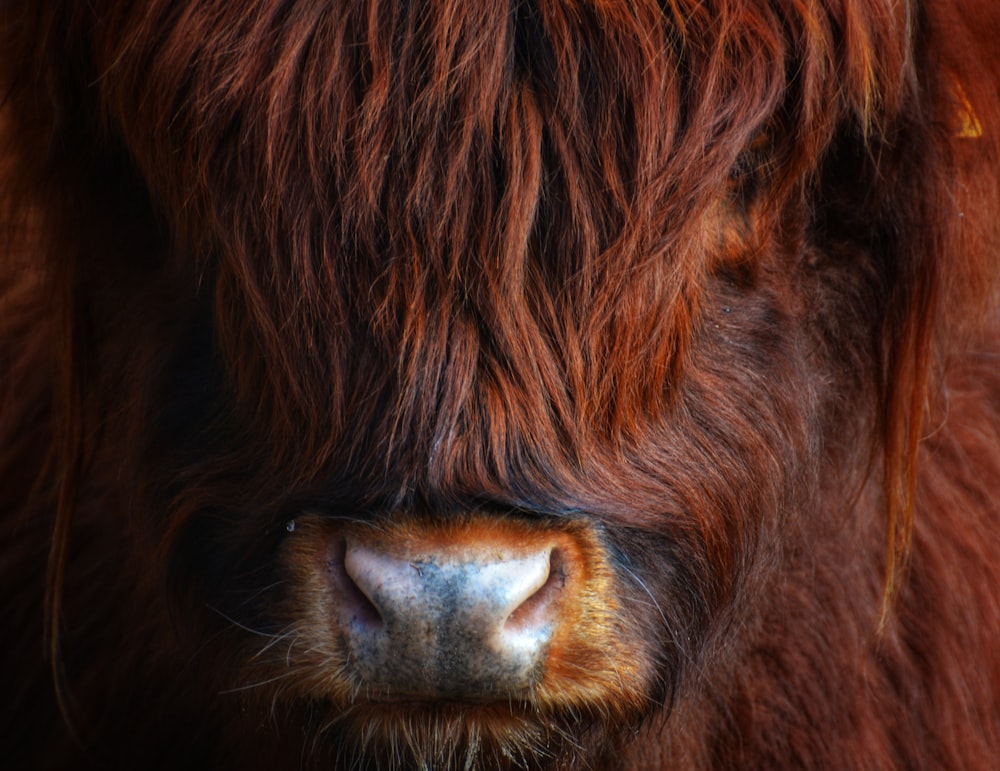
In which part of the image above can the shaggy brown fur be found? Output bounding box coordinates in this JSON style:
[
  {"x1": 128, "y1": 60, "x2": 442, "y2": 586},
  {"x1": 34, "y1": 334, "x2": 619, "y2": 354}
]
[{"x1": 1, "y1": 1, "x2": 999, "y2": 769}]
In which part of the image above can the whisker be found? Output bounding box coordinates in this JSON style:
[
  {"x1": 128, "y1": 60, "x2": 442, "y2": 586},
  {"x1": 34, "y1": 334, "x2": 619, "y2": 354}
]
[
  {"x1": 233, "y1": 579, "x2": 287, "y2": 608},
  {"x1": 206, "y1": 605, "x2": 282, "y2": 639},
  {"x1": 252, "y1": 627, "x2": 300, "y2": 660},
  {"x1": 218, "y1": 668, "x2": 300, "y2": 695},
  {"x1": 618, "y1": 563, "x2": 670, "y2": 631}
]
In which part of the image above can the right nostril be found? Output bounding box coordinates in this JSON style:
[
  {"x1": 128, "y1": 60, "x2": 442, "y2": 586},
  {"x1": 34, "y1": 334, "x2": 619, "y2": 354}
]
[
  {"x1": 327, "y1": 540, "x2": 383, "y2": 631},
  {"x1": 504, "y1": 547, "x2": 565, "y2": 633}
]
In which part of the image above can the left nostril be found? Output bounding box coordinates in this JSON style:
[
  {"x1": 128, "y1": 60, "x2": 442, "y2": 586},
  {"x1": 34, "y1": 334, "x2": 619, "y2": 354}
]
[{"x1": 327, "y1": 540, "x2": 383, "y2": 632}]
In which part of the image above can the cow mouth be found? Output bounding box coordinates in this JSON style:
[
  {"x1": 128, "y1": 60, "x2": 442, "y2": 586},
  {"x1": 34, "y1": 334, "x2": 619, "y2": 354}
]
[{"x1": 303, "y1": 697, "x2": 599, "y2": 771}]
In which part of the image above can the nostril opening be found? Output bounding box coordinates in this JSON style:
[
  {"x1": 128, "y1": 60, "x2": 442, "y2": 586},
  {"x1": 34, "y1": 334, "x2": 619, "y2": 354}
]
[
  {"x1": 505, "y1": 547, "x2": 566, "y2": 632},
  {"x1": 327, "y1": 540, "x2": 383, "y2": 630}
]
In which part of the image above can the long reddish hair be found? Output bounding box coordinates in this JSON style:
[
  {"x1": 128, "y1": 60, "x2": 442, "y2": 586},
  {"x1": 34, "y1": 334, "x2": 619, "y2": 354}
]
[{"x1": 1, "y1": 0, "x2": 998, "y2": 764}]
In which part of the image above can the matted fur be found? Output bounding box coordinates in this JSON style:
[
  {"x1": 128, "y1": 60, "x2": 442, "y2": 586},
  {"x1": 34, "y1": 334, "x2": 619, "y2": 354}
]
[{"x1": 1, "y1": 0, "x2": 998, "y2": 769}]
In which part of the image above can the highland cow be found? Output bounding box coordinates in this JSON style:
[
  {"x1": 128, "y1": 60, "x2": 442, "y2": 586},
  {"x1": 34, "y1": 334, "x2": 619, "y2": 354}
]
[{"x1": 1, "y1": 1, "x2": 999, "y2": 769}]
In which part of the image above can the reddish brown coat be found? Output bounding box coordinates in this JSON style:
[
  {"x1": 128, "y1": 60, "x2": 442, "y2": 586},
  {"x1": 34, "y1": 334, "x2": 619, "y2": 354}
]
[{"x1": 1, "y1": 1, "x2": 999, "y2": 769}]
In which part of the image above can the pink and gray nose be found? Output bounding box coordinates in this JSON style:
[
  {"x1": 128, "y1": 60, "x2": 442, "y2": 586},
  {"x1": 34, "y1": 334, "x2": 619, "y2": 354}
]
[{"x1": 334, "y1": 540, "x2": 565, "y2": 699}]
